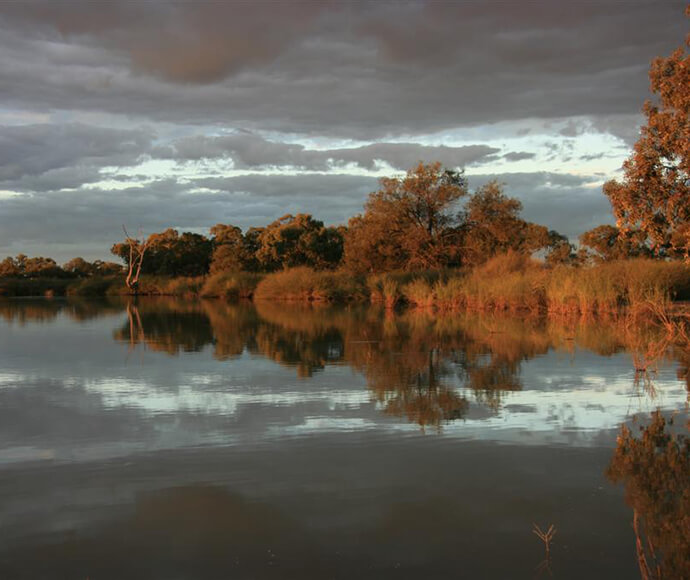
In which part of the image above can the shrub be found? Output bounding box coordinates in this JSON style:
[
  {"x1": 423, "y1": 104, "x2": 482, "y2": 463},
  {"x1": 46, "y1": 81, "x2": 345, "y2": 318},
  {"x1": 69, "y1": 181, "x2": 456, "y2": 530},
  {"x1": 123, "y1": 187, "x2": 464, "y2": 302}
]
[
  {"x1": 254, "y1": 267, "x2": 367, "y2": 302},
  {"x1": 201, "y1": 271, "x2": 263, "y2": 300}
]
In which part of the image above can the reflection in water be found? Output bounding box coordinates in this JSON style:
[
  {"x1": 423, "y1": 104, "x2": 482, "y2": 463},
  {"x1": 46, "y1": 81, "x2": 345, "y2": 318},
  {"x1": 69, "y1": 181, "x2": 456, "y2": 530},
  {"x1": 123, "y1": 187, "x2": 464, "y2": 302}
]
[
  {"x1": 0, "y1": 297, "x2": 126, "y2": 324},
  {"x1": 1, "y1": 297, "x2": 689, "y2": 578},
  {"x1": 607, "y1": 412, "x2": 690, "y2": 579},
  {"x1": 104, "y1": 298, "x2": 688, "y2": 429},
  {"x1": 115, "y1": 300, "x2": 214, "y2": 355}
]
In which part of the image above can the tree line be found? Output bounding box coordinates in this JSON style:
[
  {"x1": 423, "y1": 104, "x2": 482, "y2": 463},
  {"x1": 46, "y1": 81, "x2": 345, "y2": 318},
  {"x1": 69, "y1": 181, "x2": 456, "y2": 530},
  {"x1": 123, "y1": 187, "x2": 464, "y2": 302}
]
[{"x1": 105, "y1": 169, "x2": 581, "y2": 288}]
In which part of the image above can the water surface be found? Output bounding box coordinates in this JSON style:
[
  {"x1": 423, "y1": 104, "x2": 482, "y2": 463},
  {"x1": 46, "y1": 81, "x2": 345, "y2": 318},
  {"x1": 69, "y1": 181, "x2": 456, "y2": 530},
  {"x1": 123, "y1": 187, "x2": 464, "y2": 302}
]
[{"x1": 0, "y1": 298, "x2": 687, "y2": 579}]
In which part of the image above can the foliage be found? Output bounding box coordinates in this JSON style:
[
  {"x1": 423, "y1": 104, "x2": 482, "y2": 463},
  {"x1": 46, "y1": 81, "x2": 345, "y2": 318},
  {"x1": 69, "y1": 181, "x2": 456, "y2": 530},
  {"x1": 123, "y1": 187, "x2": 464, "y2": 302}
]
[
  {"x1": 461, "y1": 181, "x2": 554, "y2": 266},
  {"x1": 603, "y1": 14, "x2": 690, "y2": 260},
  {"x1": 344, "y1": 162, "x2": 467, "y2": 272},
  {"x1": 254, "y1": 214, "x2": 344, "y2": 271},
  {"x1": 546, "y1": 259, "x2": 690, "y2": 313},
  {"x1": 0, "y1": 254, "x2": 65, "y2": 278},
  {"x1": 579, "y1": 225, "x2": 651, "y2": 262},
  {"x1": 66, "y1": 276, "x2": 122, "y2": 297},
  {"x1": 201, "y1": 271, "x2": 263, "y2": 300},
  {"x1": 0, "y1": 254, "x2": 123, "y2": 281},
  {"x1": 209, "y1": 224, "x2": 248, "y2": 273},
  {"x1": 607, "y1": 411, "x2": 690, "y2": 579},
  {"x1": 254, "y1": 267, "x2": 367, "y2": 302}
]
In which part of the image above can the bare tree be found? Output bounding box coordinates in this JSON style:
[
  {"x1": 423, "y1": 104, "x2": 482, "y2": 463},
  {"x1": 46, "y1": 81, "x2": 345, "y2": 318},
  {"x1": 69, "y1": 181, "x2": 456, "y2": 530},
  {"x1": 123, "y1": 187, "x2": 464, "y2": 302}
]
[{"x1": 122, "y1": 226, "x2": 149, "y2": 294}]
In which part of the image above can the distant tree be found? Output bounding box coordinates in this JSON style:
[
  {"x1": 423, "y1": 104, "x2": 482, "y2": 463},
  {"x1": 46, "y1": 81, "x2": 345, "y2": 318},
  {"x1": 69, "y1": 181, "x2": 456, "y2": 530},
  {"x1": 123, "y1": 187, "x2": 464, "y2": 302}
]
[
  {"x1": 0, "y1": 256, "x2": 21, "y2": 277},
  {"x1": 111, "y1": 228, "x2": 150, "y2": 292},
  {"x1": 579, "y1": 225, "x2": 651, "y2": 262},
  {"x1": 209, "y1": 224, "x2": 246, "y2": 273},
  {"x1": 171, "y1": 231, "x2": 212, "y2": 276},
  {"x1": 461, "y1": 181, "x2": 553, "y2": 266},
  {"x1": 63, "y1": 257, "x2": 94, "y2": 277},
  {"x1": 91, "y1": 260, "x2": 123, "y2": 276},
  {"x1": 603, "y1": 11, "x2": 690, "y2": 260},
  {"x1": 255, "y1": 214, "x2": 343, "y2": 271},
  {"x1": 242, "y1": 227, "x2": 264, "y2": 272},
  {"x1": 344, "y1": 162, "x2": 467, "y2": 272},
  {"x1": 113, "y1": 228, "x2": 211, "y2": 278},
  {"x1": 544, "y1": 231, "x2": 578, "y2": 266},
  {"x1": 22, "y1": 256, "x2": 63, "y2": 278}
]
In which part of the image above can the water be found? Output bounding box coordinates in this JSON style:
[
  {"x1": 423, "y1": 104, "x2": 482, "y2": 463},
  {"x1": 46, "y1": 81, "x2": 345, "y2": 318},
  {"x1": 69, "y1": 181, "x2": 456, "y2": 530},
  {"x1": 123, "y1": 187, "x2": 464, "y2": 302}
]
[{"x1": 0, "y1": 297, "x2": 687, "y2": 579}]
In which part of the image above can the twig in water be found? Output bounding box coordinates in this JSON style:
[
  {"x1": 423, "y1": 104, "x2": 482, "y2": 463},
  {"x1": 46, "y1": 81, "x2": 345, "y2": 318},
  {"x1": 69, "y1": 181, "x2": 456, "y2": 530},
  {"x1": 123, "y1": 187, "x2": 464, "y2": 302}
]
[{"x1": 533, "y1": 523, "x2": 557, "y2": 557}]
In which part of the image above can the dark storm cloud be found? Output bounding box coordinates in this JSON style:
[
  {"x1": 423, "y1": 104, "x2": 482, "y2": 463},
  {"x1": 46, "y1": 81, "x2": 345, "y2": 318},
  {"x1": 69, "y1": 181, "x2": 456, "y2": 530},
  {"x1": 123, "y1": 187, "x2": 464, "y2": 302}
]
[
  {"x1": 161, "y1": 132, "x2": 499, "y2": 170},
  {"x1": 0, "y1": 174, "x2": 378, "y2": 261},
  {"x1": 0, "y1": 123, "x2": 154, "y2": 190},
  {"x1": 0, "y1": 1, "x2": 685, "y2": 136},
  {"x1": 1, "y1": 1, "x2": 323, "y2": 83}
]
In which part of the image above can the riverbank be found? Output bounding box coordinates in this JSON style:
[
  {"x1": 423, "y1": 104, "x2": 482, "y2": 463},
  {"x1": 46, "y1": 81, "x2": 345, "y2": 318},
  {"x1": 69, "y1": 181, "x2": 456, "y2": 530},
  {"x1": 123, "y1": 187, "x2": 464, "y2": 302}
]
[{"x1": 2, "y1": 255, "x2": 689, "y2": 317}]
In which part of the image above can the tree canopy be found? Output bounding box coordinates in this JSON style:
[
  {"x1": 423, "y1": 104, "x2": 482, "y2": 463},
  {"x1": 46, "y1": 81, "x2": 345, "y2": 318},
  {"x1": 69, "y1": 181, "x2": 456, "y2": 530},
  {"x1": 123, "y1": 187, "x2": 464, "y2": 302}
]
[
  {"x1": 344, "y1": 162, "x2": 467, "y2": 272},
  {"x1": 603, "y1": 12, "x2": 690, "y2": 260}
]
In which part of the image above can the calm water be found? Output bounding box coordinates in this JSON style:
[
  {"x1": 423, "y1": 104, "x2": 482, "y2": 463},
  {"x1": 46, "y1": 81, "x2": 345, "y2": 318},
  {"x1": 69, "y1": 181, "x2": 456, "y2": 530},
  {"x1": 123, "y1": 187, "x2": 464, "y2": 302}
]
[{"x1": 0, "y1": 298, "x2": 687, "y2": 579}]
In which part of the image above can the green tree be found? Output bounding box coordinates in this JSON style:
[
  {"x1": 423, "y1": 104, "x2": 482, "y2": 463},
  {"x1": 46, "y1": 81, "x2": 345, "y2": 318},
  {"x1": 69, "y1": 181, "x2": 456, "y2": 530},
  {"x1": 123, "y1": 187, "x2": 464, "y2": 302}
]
[
  {"x1": 113, "y1": 228, "x2": 212, "y2": 277},
  {"x1": 603, "y1": 11, "x2": 690, "y2": 260}
]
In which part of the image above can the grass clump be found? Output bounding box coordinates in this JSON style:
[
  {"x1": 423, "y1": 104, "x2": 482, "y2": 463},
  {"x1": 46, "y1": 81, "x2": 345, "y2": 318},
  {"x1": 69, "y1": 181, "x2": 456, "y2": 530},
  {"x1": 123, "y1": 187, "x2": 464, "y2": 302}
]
[
  {"x1": 546, "y1": 259, "x2": 690, "y2": 314},
  {"x1": 442, "y1": 252, "x2": 546, "y2": 312},
  {"x1": 254, "y1": 267, "x2": 367, "y2": 302},
  {"x1": 201, "y1": 271, "x2": 263, "y2": 300}
]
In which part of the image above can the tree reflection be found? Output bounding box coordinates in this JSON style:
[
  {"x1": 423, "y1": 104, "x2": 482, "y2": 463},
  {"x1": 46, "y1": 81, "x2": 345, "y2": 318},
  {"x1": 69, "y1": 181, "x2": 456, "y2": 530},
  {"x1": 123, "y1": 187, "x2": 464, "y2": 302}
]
[
  {"x1": 101, "y1": 298, "x2": 688, "y2": 429},
  {"x1": 0, "y1": 299, "x2": 64, "y2": 324},
  {"x1": 607, "y1": 411, "x2": 690, "y2": 579},
  {"x1": 113, "y1": 300, "x2": 214, "y2": 355}
]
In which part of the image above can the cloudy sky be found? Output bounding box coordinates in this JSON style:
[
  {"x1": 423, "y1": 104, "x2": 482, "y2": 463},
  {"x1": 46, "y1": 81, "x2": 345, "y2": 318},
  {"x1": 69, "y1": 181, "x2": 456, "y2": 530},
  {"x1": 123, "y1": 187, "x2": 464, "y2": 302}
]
[{"x1": 0, "y1": 1, "x2": 687, "y2": 262}]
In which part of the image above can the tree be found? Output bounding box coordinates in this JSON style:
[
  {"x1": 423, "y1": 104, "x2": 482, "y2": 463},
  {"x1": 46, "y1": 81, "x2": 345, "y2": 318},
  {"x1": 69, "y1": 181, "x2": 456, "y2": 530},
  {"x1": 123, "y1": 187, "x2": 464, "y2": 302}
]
[
  {"x1": 63, "y1": 257, "x2": 94, "y2": 277},
  {"x1": 254, "y1": 214, "x2": 343, "y2": 271},
  {"x1": 344, "y1": 162, "x2": 467, "y2": 272},
  {"x1": 0, "y1": 256, "x2": 21, "y2": 278},
  {"x1": 603, "y1": 12, "x2": 690, "y2": 260},
  {"x1": 111, "y1": 227, "x2": 150, "y2": 292},
  {"x1": 209, "y1": 224, "x2": 247, "y2": 273},
  {"x1": 579, "y1": 225, "x2": 650, "y2": 262},
  {"x1": 461, "y1": 181, "x2": 554, "y2": 266},
  {"x1": 607, "y1": 412, "x2": 690, "y2": 579},
  {"x1": 113, "y1": 228, "x2": 212, "y2": 279}
]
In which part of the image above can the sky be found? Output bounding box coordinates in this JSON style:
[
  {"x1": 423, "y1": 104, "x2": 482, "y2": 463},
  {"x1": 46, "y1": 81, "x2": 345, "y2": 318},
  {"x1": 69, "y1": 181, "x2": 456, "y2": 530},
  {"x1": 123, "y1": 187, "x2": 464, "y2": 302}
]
[{"x1": 0, "y1": 0, "x2": 687, "y2": 263}]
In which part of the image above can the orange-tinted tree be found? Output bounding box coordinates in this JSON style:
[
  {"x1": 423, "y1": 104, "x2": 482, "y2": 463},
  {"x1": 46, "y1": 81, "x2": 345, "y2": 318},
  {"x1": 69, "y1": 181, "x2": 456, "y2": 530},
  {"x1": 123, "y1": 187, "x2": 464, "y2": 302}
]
[
  {"x1": 111, "y1": 229, "x2": 150, "y2": 291},
  {"x1": 603, "y1": 12, "x2": 690, "y2": 260},
  {"x1": 344, "y1": 162, "x2": 467, "y2": 272},
  {"x1": 209, "y1": 224, "x2": 248, "y2": 273},
  {"x1": 0, "y1": 254, "x2": 66, "y2": 278},
  {"x1": 254, "y1": 214, "x2": 343, "y2": 271},
  {"x1": 579, "y1": 225, "x2": 651, "y2": 262},
  {"x1": 461, "y1": 181, "x2": 555, "y2": 266},
  {"x1": 607, "y1": 412, "x2": 690, "y2": 579}
]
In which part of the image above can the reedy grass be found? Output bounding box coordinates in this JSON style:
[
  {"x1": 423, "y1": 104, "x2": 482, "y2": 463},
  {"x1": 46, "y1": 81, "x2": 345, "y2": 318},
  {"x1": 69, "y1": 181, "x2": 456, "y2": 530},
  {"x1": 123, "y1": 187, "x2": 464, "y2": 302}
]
[
  {"x1": 254, "y1": 266, "x2": 367, "y2": 302},
  {"x1": 200, "y1": 271, "x2": 263, "y2": 299}
]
